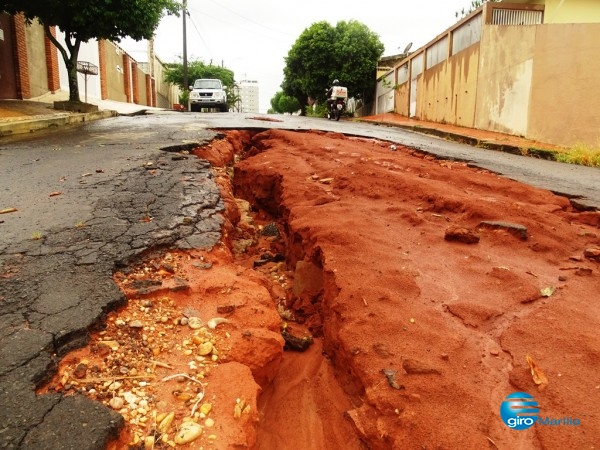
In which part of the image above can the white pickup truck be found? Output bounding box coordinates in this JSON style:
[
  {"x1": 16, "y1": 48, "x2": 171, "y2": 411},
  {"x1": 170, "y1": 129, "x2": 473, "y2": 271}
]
[{"x1": 188, "y1": 79, "x2": 228, "y2": 112}]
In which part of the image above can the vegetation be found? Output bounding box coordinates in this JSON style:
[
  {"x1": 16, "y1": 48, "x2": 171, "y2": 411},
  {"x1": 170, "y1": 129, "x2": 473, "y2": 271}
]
[
  {"x1": 555, "y1": 144, "x2": 600, "y2": 167},
  {"x1": 456, "y1": 0, "x2": 501, "y2": 18},
  {"x1": 165, "y1": 59, "x2": 237, "y2": 110},
  {"x1": 269, "y1": 91, "x2": 301, "y2": 114},
  {"x1": 0, "y1": 0, "x2": 180, "y2": 103},
  {"x1": 306, "y1": 102, "x2": 328, "y2": 119},
  {"x1": 281, "y1": 20, "x2": 384, "y2": 115}
]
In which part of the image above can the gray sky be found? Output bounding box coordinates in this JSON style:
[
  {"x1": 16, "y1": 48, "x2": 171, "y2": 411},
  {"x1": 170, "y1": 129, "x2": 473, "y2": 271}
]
[{"x1": 121, "y1": 0, "x2": 474, "y2": 112}]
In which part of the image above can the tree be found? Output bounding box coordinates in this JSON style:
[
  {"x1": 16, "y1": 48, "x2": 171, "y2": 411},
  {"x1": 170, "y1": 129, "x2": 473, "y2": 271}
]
[
  {"x1": 0, "y1": 0, "x2": 180, "y2": 103},
  {"x1": 269, "y1": 91, "x2": 301, "y2": 114},
  {"x1": 282, "y1": 20, "x2": 384, "y2": 115},
  {"x1": 455, "y1": 0, "x2": 501, "y2": 19},
  {"x1": 164, "y1": 58, "x2": 236, "y2": 110}
]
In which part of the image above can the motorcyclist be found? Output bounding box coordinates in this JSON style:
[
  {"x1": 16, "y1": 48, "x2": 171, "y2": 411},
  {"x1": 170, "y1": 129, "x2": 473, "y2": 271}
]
[{"x1": 326, "y1": 79, "x2": 340, "y2": 112}]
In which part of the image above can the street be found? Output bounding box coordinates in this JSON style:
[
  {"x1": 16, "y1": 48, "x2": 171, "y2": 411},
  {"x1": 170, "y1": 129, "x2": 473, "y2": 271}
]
[{"x1": 0, "y1": 112, "x2": 598, "y2": 449}]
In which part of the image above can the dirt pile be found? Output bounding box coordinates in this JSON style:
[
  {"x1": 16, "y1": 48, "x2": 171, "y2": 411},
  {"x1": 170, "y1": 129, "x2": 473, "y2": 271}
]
[
  {"x1": 45, "y1": 128, "x2": 600, "y2": 449},
  {"x1": 229, "y1": 129, "x2": 600, "y2": 449}
]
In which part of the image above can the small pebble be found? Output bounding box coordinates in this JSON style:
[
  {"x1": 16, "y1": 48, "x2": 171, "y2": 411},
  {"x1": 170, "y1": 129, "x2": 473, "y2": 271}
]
[{"x1": 188, "y1": 317, "x2": 203, "y2": 329}]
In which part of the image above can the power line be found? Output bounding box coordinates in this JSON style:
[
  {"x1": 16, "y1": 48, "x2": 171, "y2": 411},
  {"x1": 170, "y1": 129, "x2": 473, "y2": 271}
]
[
  {"x1": 189, "y1": 0, "x2": 295, "y2": 39},
  {"x1": 187, "y1": 10, "x2": 214, "y2": 60}
]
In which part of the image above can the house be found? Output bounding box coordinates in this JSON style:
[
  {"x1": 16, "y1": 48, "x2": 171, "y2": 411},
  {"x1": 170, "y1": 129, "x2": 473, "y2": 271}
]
[
  {"x1": 375, "y1": 1, "x2": 600, "y2": 148},
  {"x1": 0, "y1": 12, "x2": 179, "y2": 108}
]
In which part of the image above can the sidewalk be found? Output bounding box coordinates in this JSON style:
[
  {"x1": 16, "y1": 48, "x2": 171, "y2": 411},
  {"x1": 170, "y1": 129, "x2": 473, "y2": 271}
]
[
  {"x1": 359, "y1": 113, "x2": 564, "y2": 156},
  {"x1": 0, "y1": 91, "x2": 167, "y2": 138}
]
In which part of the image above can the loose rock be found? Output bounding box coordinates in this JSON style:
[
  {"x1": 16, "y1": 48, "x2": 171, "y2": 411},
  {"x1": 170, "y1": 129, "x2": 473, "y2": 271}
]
[{"x1": 174, "y1": 421, "x2": 203, "y2": 444}]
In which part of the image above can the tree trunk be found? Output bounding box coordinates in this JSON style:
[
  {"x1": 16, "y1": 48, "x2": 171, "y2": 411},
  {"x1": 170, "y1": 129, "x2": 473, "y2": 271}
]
[
  {"x1": 44, "y1": 25, "x2": 81, "y2": 103},
  {"x1": 65, "y1": 55, "x2": 80, "y2": 103}
]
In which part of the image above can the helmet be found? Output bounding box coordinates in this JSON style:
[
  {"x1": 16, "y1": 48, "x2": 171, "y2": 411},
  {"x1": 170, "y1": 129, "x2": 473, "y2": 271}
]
[{"x1": 332, "y1": 79, "x2": 340, "y2": 86}]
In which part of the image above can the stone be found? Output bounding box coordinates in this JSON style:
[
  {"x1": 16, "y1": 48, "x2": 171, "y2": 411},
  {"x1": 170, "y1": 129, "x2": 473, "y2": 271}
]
[
  {"x1": 188, "y1": 317, "x2": 203, "y2": 329},
  {"x1": 174, "y1": 421, "x2": 203, "y2": 444},
  {"x1": 261, "y1": 222, "x2": 280, "y2": 237},
  {"x1": 129, "y1": 320, "x2": 144, "y2": 329},
  {"x1": 583, "y1": 247, "x2": 600, "y2": 261},
  {"x1": 478, "y1": 220, "x2": 528, "y2": 240},
  {"x1": 403, "y1": 358, "x2": 441, "y2": 375},
  {"x1": 444, "y1": 226, "x2": 480, "y2": 244}
]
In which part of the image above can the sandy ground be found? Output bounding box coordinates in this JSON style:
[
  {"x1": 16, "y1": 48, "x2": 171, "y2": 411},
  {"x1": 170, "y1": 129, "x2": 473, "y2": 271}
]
[{"x1": 47, "y1": 128, "x2": 600, "y2": 449}]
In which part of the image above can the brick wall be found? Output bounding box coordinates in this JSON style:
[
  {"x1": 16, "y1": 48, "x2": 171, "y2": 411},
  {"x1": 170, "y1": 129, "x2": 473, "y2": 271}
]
[
  {"x1": 122, "y1": 53, "x2": 131, "y2": 103},
  {"x1": 131, "y1": 61, "x2": 139, "y2": 104},
  {"x1": 151, "y1": 78, "x2": 156, "y2": 107},
  {"x1": 13, "y1": 14, "x2": 31, "y2": 99},
  {"x1": 146, "y1": 74, "x2": 152, "y2": 107},
  {"x1": 44, "y1": 26, "x2": 60, "y2": 92},
  {"x1": 98, "y1": 40, "x2": 108, "y2": 100}
]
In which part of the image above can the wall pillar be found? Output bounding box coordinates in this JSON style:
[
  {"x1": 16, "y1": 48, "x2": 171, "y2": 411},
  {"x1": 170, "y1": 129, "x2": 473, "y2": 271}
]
[
  {"x1": 13, "y1": 14, "x2": 31, "y2": 99},
  {"x1": 131, "y1": 61, "x2": 139, "y2": 104},
  {"x1": 122, "y1": 53, "x2": 131, "y2": 103},
  {"x1": 145, "y1": 73, "x2": 152, "y2": 106},
  {"x1": 98, "y1": 40, "x2": 108, "y2": 100},
  {"x1": 44, "y1": 26, "x2": 60, "y2": 92}
]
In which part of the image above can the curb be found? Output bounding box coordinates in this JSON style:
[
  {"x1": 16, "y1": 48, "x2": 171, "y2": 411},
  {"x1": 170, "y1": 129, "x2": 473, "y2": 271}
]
[
  {"x1": 364, "y1": 120, "x2": 559, "y2": 161},
  {"x1": 0, "y1": 109, "x2": 117, "y2": 138}
]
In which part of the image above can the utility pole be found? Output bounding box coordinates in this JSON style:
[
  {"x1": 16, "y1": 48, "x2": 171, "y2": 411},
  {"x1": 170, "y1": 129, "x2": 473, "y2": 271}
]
[{"x1": 182, "y1": 0, "x2": 188, "y2": 91}]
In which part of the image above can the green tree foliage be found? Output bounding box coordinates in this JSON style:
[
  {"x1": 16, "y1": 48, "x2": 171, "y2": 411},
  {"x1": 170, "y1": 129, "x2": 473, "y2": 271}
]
[
  {"x1": 0, "y1": 0, "x2": 180, "y2": 103},
  {"x1": 269, "y1": 91, "x2": 301, "y2": 114},
  {"x1": 164, "y1": 58, "x2": 235, "y2": 109},
  {"x1": 282, "y1": 20, "x2": 384, "y2": 115},
  {"x1": 455, "y1": 0, "x2": 501, "y2": 19},
  {"x1": 165, "y1": 59, "x2": 234, "y2": 89}
]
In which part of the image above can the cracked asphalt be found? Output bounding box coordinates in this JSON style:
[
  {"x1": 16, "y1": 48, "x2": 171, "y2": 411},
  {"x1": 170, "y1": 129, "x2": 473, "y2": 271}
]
[
  {"x1": 0, "y1": 111, "x2": 598, "y2": 450},
  {"x1": 0, "y1": 114, "x2": 222, "y2": 450}
]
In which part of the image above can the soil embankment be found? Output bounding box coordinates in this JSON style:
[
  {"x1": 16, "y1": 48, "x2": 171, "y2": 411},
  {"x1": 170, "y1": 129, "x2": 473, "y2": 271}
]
[{"x1": 46, "y1": 128, "x2": 600, "y2": 449}]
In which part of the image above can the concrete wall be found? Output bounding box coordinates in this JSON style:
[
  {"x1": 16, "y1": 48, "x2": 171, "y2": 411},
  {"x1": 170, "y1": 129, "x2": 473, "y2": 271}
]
[
  {"x1": 528, "y1": 23, "x2": 600, "y2": 146},
  {"x1": 507, "y1": 0, "x2": 600, "y2": 23},
  {"x1": 382, "y1": 1, "x2": 600, "y2": 148},
  {"x1": 420, "y1": 44, "x2": 479, "y2": 127},
  {"x1": 101, "y1": 41, "x2": 127, "y2": 102},
  {"x1": 475, "y1": 25, "x2": 536, "y2": 136},
  {"x1": 154, "y1": 57, "x2": 180, "y2": 108},
  {"x1": 134, "y1": 64, "x2": 148, "y2": 106},
  {"x1": 56, "y1": 31, "x2": 101, "y2": 101},
  {"x1": 23, "y1": 21, "x2": 48, "y2": 97}
]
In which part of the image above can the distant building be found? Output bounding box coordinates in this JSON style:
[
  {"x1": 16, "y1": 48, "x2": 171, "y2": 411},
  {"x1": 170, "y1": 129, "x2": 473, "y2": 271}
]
[{"x1": 237, "y1": 79, "x2": 259, "y2": 113}]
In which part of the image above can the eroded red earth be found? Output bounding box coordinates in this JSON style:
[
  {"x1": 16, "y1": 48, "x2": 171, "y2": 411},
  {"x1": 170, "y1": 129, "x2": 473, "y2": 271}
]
[{"x1": 47, "y1": 128, "x2": 600, "y2": 449}]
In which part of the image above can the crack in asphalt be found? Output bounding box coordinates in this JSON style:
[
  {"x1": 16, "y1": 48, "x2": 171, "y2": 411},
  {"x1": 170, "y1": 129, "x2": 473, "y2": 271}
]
[{"x1": 0, "y1": 149, "x2": 224, "y2": 449}]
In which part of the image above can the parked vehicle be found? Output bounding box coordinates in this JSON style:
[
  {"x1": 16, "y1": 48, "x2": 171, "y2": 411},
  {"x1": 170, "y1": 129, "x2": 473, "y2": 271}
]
[
  {"x1": 327, "y1": 85, "x2": 347, "y2": 121},
  {"x1": 188, "y1": 79, "x2": 228, "y2": 112}
]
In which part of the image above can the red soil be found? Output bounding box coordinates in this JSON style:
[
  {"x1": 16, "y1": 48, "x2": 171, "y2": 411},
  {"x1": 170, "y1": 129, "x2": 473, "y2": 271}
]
[{"x1": 48, "y1": 128, "x2": 600, "y2": 449}]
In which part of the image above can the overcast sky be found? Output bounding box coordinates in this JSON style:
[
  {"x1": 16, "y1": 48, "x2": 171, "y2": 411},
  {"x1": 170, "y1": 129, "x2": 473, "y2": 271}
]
[{"x1": 121, "y1": 0, "x2": 475, "y2": 112}]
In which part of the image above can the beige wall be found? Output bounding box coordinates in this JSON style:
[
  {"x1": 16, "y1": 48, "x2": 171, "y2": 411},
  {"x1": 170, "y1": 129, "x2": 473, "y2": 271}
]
[
  {"x1": 475, "y1": 25, "x2": 536, "y2": 136},
  {"x1": 102, "y1": 42, "x2": 127, "y2": 102},
  {"x1": 506, "y1": 0, "x2": 600, "y2": 23},
  {"x1": 394, "y1": 81, "x2": 410, "y2": 117},
  {"x1": 528, "y1": 23, "x2": 600, "y2": 146},
  {"x1": 419, "y1": 45, "x2": 479, "y2": 127},
  {"x1": 135, "y1": 65, "x2": 148, "y2": 106},
  {"x1": 384, "y1": 3, "x2": 600, "y2": 148},
  {"x1": 24, "y1": 21, "x2": 48, "y2": 97},
  {"x1": 154, "y1": 57, "x2": 180, "y2": 108}
]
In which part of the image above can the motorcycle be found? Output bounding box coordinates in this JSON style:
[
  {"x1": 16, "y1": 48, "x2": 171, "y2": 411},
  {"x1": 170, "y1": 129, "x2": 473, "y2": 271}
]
[
  {"x1": 328, "y1": 97, "x2": 346, "y2": 121},
  {"x1": 326, "y1": 86, "x2": 348, "y2": 121}
]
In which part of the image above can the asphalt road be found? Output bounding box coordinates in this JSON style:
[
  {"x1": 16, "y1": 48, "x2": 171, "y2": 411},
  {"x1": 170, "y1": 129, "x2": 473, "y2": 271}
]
[{"x1": 0, "y1": 112, "x2": 597, "y2": 450}]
